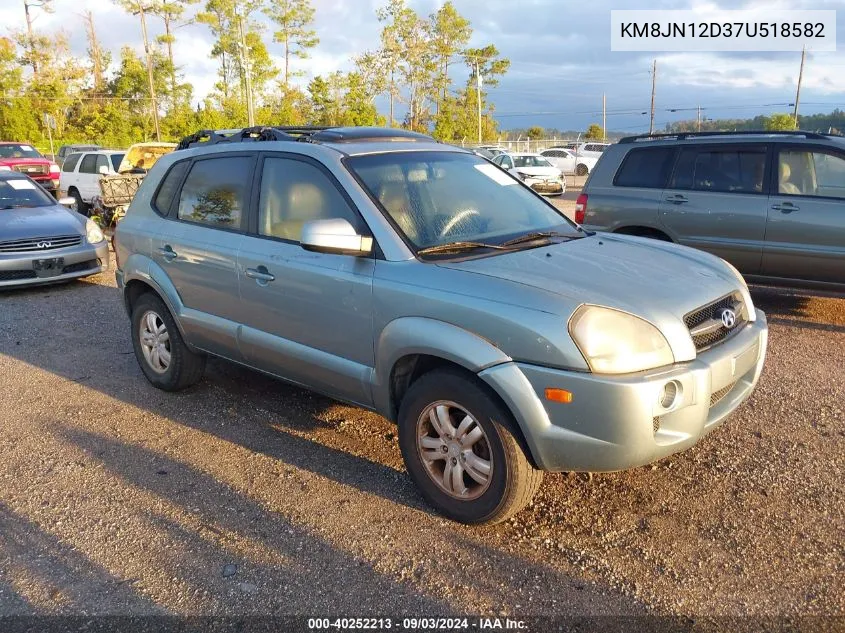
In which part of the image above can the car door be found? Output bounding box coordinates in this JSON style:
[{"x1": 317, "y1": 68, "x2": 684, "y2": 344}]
[
  {"x1": 235, "y1": 153, "x2": 376, "y2": 407},
  {"x1": 658, "y1": 144, "x2": 769, "y2": 274},
  {"x1": 77, "y1": 153, "x2": 99, "y2": 201},
  {"x1": 763, "y1": 145, "x2": 845, "y2": 284},
  {"x1": 152, "y1": 153, "x2": 255, "y2": 359}
]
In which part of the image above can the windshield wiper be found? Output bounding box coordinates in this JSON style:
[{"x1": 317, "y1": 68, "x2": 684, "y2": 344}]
[
  {"x1": 500, "y1": 231, "x2": 578, "y2": 247},
  {"x1": 0, "y1": 204, "x2": 31, "y2": 210},
  {"x1": 417, "y1": 240, "x2": 509, "y2": 256}
]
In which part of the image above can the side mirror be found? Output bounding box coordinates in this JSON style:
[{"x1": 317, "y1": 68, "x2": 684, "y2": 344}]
[
  {"x1": 98, "y1": 165, "x2": 109, "y2": 175},
  {"x1": 57, "y1": 196, "x2": 75, "y2": 206},
  {"x1": 300, "y1": 218, "x2": 373, "y2": 256}
]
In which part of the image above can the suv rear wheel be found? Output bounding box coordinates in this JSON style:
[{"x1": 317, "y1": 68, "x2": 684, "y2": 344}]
[
  {"x1": 398, "y1": 369, "x2": 543, "y2": 524},
  {"x1": 131, "y1": 293, "x2": 206, "y2": 391}
]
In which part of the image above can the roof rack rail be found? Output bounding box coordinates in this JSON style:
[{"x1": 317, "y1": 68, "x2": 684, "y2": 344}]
[
  {"x1": 176, "y1": 125, "x2": 436, "y2": 150},
  {"x1": 175, "y1": 126, "x2": 335, "y2": 151},
  {"x1": 619, "y1": 130, "x2": 829, "y2": 144}
]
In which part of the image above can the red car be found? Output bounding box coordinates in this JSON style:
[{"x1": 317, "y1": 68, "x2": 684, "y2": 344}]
[{"x1": 0, "y1": 142, "x2": 60, "y2": 196}]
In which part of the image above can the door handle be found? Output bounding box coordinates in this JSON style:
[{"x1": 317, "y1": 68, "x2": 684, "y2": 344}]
[
  {"x1": 157, "y1": 246, "x2": 177, "y2": 261},
  {"x1": 771, "y1": 202, "x2": 799, "y2": 213},
  {"x1": 245, "y1": 266, "x2": 275, "y2": 283},
  {"x1": 665, "y1": 194, "x2": 688, "y2": 204}
]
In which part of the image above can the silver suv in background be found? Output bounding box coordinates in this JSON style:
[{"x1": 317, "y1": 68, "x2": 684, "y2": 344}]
[
  {"x1": 114, "y1": 126, "x2": 768, "y2": 524},
  {"x1": 578, "y1": 131, "x2": 845, "y2": 290}
]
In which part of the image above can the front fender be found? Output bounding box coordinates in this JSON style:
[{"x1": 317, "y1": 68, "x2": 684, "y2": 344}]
[{"x1": 372, "y1": 317, "x2": 512, "y2": 417}]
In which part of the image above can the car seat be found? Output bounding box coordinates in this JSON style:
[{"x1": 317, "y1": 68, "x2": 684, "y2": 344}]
[{"x1": 778, "y1": 162, "x2": 802, "y2": 195}]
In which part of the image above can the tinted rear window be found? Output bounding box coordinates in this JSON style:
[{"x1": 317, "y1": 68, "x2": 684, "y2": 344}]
[
  {"x1": 110, "y1": 153, "x2": 125, "y2": 172},
  {"x1": 177, "y1": 157, "x2": 251, "y2": 229},
  {"x1": 62, "y1": 153, "x2": 82, "y2": 172},
  {"x1": 614, "y1": 147, "x2": 676, "y2": 189},
  {"x1": 152, "y1": 160, "x2": 190, "y2": 215}
]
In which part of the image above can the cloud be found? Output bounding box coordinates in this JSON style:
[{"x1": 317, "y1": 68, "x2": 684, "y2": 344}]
[{"x1": 1, "y1": 0, "x2": 843, "y2": 132}]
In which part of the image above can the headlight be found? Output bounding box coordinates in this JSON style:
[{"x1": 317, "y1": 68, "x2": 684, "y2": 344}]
[
  {"x1": 0, "y1": 165, "x2": 10, "y2": 171},
  {"x1": 86, "y1": 218, "x2": 104, "y2": 244},
  {"x1": 569, "y1": 305, "x2": 674, "y2": 374}
]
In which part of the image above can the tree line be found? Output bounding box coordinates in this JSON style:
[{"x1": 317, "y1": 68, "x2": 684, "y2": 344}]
[{"x1": 0, "y1": 0, "x2": 510, "y2": 150}]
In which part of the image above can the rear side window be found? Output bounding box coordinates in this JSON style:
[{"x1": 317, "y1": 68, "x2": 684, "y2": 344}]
[
  {"x1": 79, "y1": 154, "x2": 97, "y2": 174},
  {"x1": 110, "y1": 153, "x2": 125, "y2": 172},
  {"x1": 152, "y1": 160, "x2": 190, "y2": 215},
  {"x1": 614, "y1": 147, "x2": 676, "y2": 189},
  {"x1": 177, "y1": 156, "x2": 251, "y2": 229},
  {"x1": 62, "y1": 153, "x2": 81, "y2": 172},
  {"x1": 671, "y1": 147, "x2": 766, "y2": 194},
  {"x1": 95, "y1": 155, "x2": 109, "y2": 173}
]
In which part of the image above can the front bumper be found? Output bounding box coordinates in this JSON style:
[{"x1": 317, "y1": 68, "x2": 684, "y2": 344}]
[
  {"x1": 480, "y1": 309, "x2": 768, "y2": 472},
  {"x1": 0, "y1": 241, "x2": 109, "y2": 288}
]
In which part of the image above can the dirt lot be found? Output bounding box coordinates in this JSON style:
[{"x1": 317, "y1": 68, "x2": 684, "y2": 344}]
[{"x1": 0, "y1": 256, "x2": 843, "y2": 627}]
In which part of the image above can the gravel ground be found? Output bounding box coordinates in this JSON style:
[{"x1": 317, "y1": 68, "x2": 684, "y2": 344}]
[{"x1": 0, "y1": 258, "x2": 842, "y2": 625}]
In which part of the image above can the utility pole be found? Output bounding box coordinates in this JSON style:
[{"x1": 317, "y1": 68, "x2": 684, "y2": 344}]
[
  {"x1": 235, "y1": 5, "x2": 255, "y2": 127},
  {"x1": 649, "y1": 59, "x2": 657, "y2": 135},
  {"x1": 602, "y1": 93, "x2": 606, "y2": 141},
  {"x1": 697, "y1": 105, "x2": 701, "y2": 132},
  {"x1": 793, "y1": 46, "x2": 806, "y2": 129},
  {"x1": 136, "y1": 3, "x2": 161, "y2": 141},
  {"x1": 476, "y1": 59, "x2": 483, "y2": 143}
]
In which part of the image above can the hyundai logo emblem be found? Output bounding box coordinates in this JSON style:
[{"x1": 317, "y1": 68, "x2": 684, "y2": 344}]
[
  {"x1": 720, "y1": 308, "x2": 737, "y2": 329},
  {"x1": 36, "y1": 241, "x2": 52, "y2": 249}
]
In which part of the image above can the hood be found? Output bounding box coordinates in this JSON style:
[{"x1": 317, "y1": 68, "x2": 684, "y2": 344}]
[
  {"x1": 118, "y1": 143, "x2": 176, "y2": 173},
  {"x1": 0, "y1": 157, "x2": 50, "y2": 166},
  {"x1": 514, "y1": 166, "x2": 560, "y2": 178},
  {"x1": 0, "y1": 204, "x2": 85, "y2": 241},
  {"x1": 437, "y1": 232, "x2": 745, "y2": 360}
]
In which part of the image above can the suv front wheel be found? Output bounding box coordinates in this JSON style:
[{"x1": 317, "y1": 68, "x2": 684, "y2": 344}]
[
  {"x1": 398, "y1": 369, "x2": 543, "y2": 524},
  {"x1": 131, "y1": 293, "x2": 206, "y2": 391}
]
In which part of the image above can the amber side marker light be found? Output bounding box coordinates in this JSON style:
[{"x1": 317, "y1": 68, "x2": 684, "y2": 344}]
[{"x1": 545, "y1": 388, "x2": 573, "y2": 403}]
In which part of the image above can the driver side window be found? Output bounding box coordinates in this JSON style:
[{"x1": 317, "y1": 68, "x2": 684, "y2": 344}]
[{"x1": 258, "y1": 156, "x2": 361, "y2": 242}]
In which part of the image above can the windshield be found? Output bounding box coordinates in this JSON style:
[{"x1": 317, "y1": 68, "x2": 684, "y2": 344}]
[
  {"x1": 110, "y1": 153, "x2": 126, "y2": 172},
  {"x1": 0, "y1": 177, "x2": 55, "y2": 208},
  {"x1": 0, "y1": 144, "x2": 42, "y2": 159},
  {"x1": 513, "y1": 155, "x2": 552, "y2": 168},
  {"x1": 348, "y1": 151, "x2": 580, "y2": 252}
]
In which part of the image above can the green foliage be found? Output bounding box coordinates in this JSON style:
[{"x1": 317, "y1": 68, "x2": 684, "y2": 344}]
[
  {"x1": 764, "y1": 113, "x2": 797, "y2": 131},
  {"x1": 0, "y1": 0, "x2": 510, "y2": 148},
  {"x1": 264, "y1": 0, "x2": 319, "y2": 87},
  {"x1": 526, "y1": 126, "x2": 544, "y2": 139},
  {"x1": 585, "y1": 123, "x2": 604, "y2": 139}
]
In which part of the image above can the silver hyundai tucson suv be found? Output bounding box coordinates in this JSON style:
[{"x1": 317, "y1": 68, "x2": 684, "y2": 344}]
[{"x1": 114, "y1": 126, "x2": 768, "y2": 524}]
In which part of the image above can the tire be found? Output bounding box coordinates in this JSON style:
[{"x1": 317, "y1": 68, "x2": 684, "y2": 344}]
[
  {"x1": 398, "y1": 368, "x2": 543, "y2": 524},
  {"x1": 575, "y1": 163, "x2": 589, "y2": 176},
  {"x1": 130, "y1": 293, "x2": 206, "y2": 391},
  {"x1": 68, "y1": 188, "x2": 87, "y2": 216}
]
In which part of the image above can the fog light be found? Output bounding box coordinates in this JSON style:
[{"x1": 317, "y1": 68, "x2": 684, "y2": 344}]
[{"x1": 658, "y1": 380, "x2": 681, "y2": 409}]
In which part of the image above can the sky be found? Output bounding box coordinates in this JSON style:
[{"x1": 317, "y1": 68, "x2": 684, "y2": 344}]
[{"x1": 2, "y1": 0, "x2": 844, "y2": 134}]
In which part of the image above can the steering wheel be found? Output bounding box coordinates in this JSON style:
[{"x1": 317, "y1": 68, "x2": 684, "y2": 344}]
[{"x1": 438, "y1": 208, "x2": 481, "y2": 239}]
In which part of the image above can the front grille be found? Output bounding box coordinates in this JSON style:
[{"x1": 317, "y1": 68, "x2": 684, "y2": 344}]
[
  {"x1": 62, "y1": 259, "x2": 99, "y2": 274},
  {"x1": 11, "y1": 164, "x2": 48, "y2": 175},
  {"x1": 710, "y1": 381, "x2": 737, "y2": 407},
  {"x1": 0, "y1": 235, "x2": 82, "y2": 253},
  {"x1": 684, "y1": 293, "x2": 747, "y2": 351},
  {"x1": 0, "y1": 269, "x2": 37, "y2": 281}
]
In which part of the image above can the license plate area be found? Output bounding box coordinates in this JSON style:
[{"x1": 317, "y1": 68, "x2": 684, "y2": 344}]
[{"x1": 32, "y1": 257, "x2": 64, "y2": 277}]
